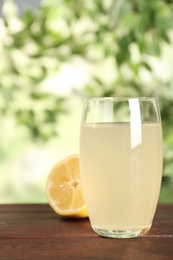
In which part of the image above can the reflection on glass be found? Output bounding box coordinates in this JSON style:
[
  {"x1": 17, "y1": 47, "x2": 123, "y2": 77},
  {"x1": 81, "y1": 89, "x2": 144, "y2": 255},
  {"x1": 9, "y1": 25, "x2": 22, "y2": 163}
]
[{"x1": 129, "y1": 99, "x2": 142, "y2": 148}]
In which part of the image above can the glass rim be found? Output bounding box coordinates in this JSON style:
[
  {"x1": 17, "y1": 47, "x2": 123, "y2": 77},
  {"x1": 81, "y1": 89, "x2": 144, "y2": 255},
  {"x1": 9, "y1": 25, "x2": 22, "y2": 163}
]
[{"x1": 84, "y1": 96, "x2": 159, "y2": 102}]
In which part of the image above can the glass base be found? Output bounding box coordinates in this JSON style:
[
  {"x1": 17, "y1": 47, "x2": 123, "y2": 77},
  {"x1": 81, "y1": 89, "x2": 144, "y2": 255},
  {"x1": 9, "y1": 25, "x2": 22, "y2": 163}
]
[{"x1": 92, "y1": 226, "x2": 151, "y2": 238}]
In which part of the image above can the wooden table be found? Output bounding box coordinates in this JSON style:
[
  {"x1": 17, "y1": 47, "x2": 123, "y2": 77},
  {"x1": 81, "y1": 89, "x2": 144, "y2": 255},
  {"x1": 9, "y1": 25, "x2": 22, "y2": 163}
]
[{"x1": 0, "y1": 204, "x2": 173, "y2": 260}]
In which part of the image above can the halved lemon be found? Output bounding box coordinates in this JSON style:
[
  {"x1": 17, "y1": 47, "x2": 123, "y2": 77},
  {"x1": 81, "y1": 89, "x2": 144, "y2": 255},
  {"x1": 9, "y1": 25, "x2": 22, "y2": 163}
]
[{"x1": 46, "y1": 154, "x2": 88, "y2": 218}]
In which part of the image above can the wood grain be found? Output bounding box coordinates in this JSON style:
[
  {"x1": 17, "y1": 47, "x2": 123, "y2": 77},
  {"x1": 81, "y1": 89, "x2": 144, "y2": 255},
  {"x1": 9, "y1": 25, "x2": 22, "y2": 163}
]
[{"x1": 0, "y1": 204, "x2": 173, "y2": 260}]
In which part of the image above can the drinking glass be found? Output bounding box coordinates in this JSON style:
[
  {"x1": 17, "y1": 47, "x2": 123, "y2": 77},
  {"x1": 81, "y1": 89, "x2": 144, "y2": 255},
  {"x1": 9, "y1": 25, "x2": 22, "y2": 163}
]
[{"x1": 80, "y1": 97, "x2": 163, "y2": 238}]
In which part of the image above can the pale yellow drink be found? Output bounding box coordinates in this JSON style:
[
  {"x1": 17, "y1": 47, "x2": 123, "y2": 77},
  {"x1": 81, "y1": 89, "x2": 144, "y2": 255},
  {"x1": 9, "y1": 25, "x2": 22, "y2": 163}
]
[{"x1": 80, "y1": 123, "x2": 162, "y2": 235}]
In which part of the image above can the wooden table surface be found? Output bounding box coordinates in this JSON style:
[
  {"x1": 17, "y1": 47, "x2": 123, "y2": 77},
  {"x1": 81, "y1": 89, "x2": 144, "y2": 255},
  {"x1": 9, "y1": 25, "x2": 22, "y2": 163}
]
[{"x1": 0, "y1": 203, "x2": 173, "y2": 260}]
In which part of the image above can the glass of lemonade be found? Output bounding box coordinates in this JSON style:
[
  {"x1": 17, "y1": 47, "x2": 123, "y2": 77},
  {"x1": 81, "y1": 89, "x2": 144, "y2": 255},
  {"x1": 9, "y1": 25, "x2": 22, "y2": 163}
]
[{"x1": 80, "y1": 97, "x2": 163, "y2": 238}]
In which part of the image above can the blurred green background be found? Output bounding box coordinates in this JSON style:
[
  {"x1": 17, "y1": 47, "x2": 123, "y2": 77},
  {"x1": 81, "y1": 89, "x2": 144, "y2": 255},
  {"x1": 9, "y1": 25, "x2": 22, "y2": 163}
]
[{"x1": 0, "y1": 0, "x2": 173, "y2": 203}]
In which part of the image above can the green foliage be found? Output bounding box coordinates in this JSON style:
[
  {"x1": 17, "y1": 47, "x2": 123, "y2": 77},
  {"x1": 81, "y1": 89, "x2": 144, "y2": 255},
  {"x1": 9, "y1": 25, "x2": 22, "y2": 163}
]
[
  {"x1": 1, "y1": 0, "x2": 173, "y2": 200},
  {"x1": 0, "y1": 0, "x2": 71, "y2": 140}
]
